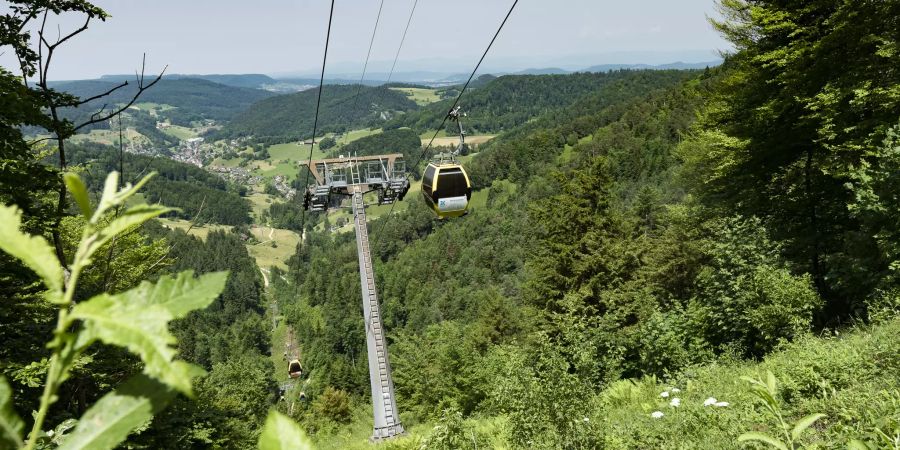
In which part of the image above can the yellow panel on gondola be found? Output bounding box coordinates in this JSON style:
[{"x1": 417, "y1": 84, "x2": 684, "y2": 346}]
[{"x1": 422, "y1": 162, "x2": 472, "y2": 218}]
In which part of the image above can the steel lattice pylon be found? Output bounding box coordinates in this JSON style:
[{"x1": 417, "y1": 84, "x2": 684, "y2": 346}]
[{"x1": 301, "y1": 154, "x2": 409, "y2": 441}]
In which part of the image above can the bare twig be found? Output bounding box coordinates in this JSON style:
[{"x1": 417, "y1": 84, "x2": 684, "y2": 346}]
[
  {"x1": 182, "y1": 195, "x2": 207, "y2": 236},
  {"x1": 101, "y1": 118, "x2": 127, "y2": 291},
  {"x1": 144, "y1": 195, "x2": 207, "y2": 274},
  {"x1": 74, "y1": 55, "x2": 167, "y2": 133},
  {"x1": 65, "y1": 81, "x2": 130, "y2": 107}
]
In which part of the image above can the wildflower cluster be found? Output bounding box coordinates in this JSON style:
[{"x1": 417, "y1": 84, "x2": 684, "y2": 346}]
[{"x1": 650, "y1": 387, "x2": 729, "y2": 419}]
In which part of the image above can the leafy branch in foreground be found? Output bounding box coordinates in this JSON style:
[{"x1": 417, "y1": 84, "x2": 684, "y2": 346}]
[
  {"x1": 738, "y1": 371, "x2": 825, "y2": 450},
  {"x1": 257, "y1": 410, "x2": 314, "y2": 450},
  {"x1": 0, "y1": 171, "x2": 227, "y2": 450}
]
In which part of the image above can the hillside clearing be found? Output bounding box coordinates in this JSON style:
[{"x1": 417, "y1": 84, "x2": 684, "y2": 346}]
[{"x1": 390, "y1": 87, "x2": 442, "y2": 106}]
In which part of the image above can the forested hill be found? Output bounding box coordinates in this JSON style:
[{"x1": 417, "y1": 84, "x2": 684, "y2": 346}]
[
  {"x1": 99, "y1": 73, "x2": 278, "y2": 89},
  {"x1": 384, "y1": 70, "x2": 695, "y2": 135},
  {"x1": 212, "y1": 84, "x2": 419, "y2": 143},
  {"x1": 330, "y1": 128, "x2": 423, "y2": 162},
  {"x1": 65, "y1": 142, "x2": 252, "y2": 225},
  {"x1": 53, "y1": 77, "x2": 276, "y2": 125}
]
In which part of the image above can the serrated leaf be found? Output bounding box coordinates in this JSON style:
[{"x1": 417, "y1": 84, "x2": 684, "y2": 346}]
[
  {"x1": 93, "y1": 172, "x2": 157, "y2": 223},
  {"x1": 80, "y1": 204, "x2": 174, "y2": 270},
  {"x1": 138, "y1": 270, "x2": 228, "y2": 318},
  {"x1": 64, "y1": 173, "x2": 93, "y2": 220},
  {"x1": 94, "y1": 172, "x2": 120, "y2": 222},
  {"x1": 71, "y1": 271, "x2": 226, "y2": 394},
  {"x1": 0, "y1": 376, "x2": 25, "y2": 449},
  {"x1": 58, "y1": 374, "x2": 176, "y2": 450},
  {"x1": 791, "y1": 413, "x2": 825, "y2": 441},
  {"x1": 0, "y1": 204, "x2": 65, "y2": 303},
  {"x1": 738, "y1": 432, "x2": 788, "y2": 450},
  {"x1": 258, "y1": 411, "x2": 313, "y2": 450}
]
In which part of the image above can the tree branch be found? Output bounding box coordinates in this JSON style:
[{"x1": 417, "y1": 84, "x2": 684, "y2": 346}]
[
  {"x1": 66, "y1": 80, "x2": 130, "y2": 107},
  {"x1": 39, "y1": 15, "x2": 91, "y2": 87},
  {"x1": 74, "y1": 55, "x2": 167, "y2": 132}
]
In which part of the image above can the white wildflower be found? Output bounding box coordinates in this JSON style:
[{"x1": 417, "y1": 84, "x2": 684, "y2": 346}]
[
  {"x1": 703, "y1": 397, "x2": 717, "y2": 406},
  {"x1": 583, "y1": 417, "x2": 590, "y2": 423},
  {"x1": 651, "y1": 411, "x2": 664, "y2": 419},
  {"x1": 660, "y1": 391, "x2": 670, "y2": 398},
  {"x1": 714, "y1": 401, "x2": 729, "y2": 407},
  {"x1": 670, "y1": 397, "x2": 681, "y2": 407},
  {"x1": 671, "y1": 387, "x2": 681, "y2": 393}
]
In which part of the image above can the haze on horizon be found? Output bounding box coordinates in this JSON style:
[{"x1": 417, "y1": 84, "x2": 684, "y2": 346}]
[{"x1": 0, "y1": 0, "x2": 731, "y2": 81}]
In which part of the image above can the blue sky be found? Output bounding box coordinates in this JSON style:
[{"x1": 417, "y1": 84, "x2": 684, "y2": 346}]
[{"x1": 1, "y1": 0, "x2": 731, "y2": 80}]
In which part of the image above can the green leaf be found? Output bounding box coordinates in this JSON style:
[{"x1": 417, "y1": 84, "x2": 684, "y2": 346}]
[
  {"x1": 0, "y1": 376, "x2": 24, "y2": 449},
  {"x1": 0, "y1": 204, "x2": 65, "y2": 303},
  {"x1": 93, "y1": 172, "x2": 121, "y2": 222},
  {"x1": 70, "y1": 271, "x2": 226, "y2": 394},
  {"x1": 790, "y1": 413, "x2": 825, "y2": 441},
  {"x1": 848, "y1": 439, "x2": 873, "y2": 450},
  {"x1": 81, "y1": 204, "x2": 174, "y2": 266},
  {"x1": 738, "y1": 432, "x2": 789, "y2": 450},
  {"x1": 766, "y1": 370, "x2": 778, "y2": 394},
  {"x1": 92, "y1": 172, "x2": 157, "y2": 223},
  {"x1": 58, "y1": 374, "x2": 176, "y2": 450},
  {"x1": 258, "y1": 411, "x2": 313, "y2": 450},
  {"x1": 64, "y1": 173, "x2": 93, "y2": 220}
]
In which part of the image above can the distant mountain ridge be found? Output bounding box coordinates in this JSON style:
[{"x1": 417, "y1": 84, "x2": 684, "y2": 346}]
[
  {"x1": 51, "y1": 78, "x2": 276, "y2": 130},
  {"x1": 582, "y1": 61, "x2": 720, "y2": 72},
  {"x1": 80, "y1": 60, "x2": 722, "y2": 90}
]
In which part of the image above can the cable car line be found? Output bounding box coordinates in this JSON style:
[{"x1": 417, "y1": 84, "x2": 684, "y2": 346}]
[
  {"x1": 385, "y1": 0, "x2": 419, "y2": 86},
  {"x1": 377, "y1": 0, "x2": 519, "y2": 233},
  {"x1": 299, "y1": 0, "x2": 336, "y2": 235},
  {"x1": 361, "y1": 0, "x2": 420, "y2": 120},
  {"x1": 351, "y1": 0, "x2": 386, "y2": 115}
]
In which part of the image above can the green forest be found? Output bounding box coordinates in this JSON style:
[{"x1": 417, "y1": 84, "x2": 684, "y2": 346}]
[
  {"x1": 214, "y1": 85, "x2": 418, "y2": 143},
  {"x1": 2, "y1": 0, "x2": 900, "y2": 449}
]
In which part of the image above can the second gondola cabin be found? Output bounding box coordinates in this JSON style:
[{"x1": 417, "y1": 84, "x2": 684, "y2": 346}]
[
  {"x1": 422, "y1": 161, "x2": 472, "y2": 218},
  {"x1": 288, "y1": 360, "x2": 303, "y2": 378}
]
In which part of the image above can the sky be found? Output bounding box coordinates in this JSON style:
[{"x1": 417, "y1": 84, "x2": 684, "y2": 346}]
[{"x1": 0, "y1": 0, "x2": 731, "y2": 80}]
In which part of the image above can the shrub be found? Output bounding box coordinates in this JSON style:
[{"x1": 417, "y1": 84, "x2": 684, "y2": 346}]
[
  {"x1": 318, "y1": 137, "x2": 336, "y2": 150},
  {"x1": 312, "y1": 387, "x2": 352, "y2": 424},
  {"x1": 690, "y1": 216, "x2": 822, "y2": 356}
]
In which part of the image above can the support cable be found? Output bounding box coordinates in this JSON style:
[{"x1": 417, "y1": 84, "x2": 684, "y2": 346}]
[
  {"x1": 299, "y1": 0, "x2": 336, "y2": 235},
  {"x1": 377, "y1": 0, "x2": 519, "y2": 236},
  {"x1": 351, "y1": 0, "x2": 386, "y2": 114},
  {"x1": 375, "y1": 0, "x2": 419, "y2": 104}
]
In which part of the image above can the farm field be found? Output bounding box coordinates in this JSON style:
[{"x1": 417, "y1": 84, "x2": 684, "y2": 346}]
[
  {"x1": 247, "y1": 225, "x2": 301, "y2": 271},
  {"x1": 157, "y1": 217, "x2": 232, "y2": 240},
  {"x1": 160, "y1": 124, "x2": 198, "y2": 140},
  {"x1": 331, "y1": 128, "x2": 384, "y2": 152},
  {"x1": 429, "y1": 134, "x2": 496, "y2": 147},
  {"x1": 132, "y1": 102, "x2": 175, "y2": 113},
  {"x1": 268, "y1": 142, "x2": 326, "y2": 161},
  {"x1": 389, "y1": 87, "x2": 442, "y2": 105},
  {"x1": 247, "y1": 192, "x2": 278, "y2": 219},
  {"x1": 157, "y1": 218, "x2": 299, "y2": 270},
  {"x1": 69, "y1": 128, "x2": 149, "y2": 146}
]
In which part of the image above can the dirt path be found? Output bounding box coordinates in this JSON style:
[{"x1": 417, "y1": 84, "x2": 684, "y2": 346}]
[{"x1": 260, "y1": 267, "x2": 270, "y2": 288}]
